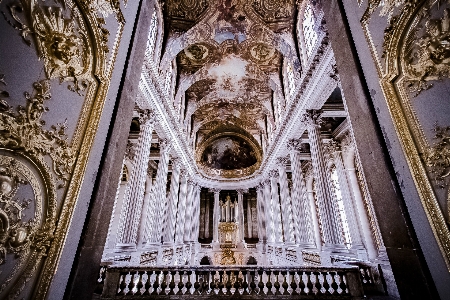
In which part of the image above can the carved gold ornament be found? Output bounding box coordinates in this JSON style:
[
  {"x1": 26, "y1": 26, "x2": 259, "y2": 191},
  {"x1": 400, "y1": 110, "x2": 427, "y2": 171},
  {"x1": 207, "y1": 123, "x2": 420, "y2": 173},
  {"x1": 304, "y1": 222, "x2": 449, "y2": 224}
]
[
  {"x1": 424, "y1": 124, "x2": 450, "y2": 187},
  {"x1": 3, "y1": 0, "x2": 92, "y2": 95},
  {"x1": 0, "y1": 79, "x2": 74, "y2": 187},
  {"x1": 361, "y1": 0, "x2": 450, "y2": 270},
  {"x1": 404, "y1": 6, "x2": 450, "y2": 95}
]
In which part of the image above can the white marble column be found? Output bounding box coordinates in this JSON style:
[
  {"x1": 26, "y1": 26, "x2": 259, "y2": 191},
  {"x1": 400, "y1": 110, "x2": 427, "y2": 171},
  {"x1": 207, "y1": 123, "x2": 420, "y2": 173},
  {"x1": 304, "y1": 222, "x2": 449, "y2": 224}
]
[
  {"x1": 147, "y1": 138, "x2": 171, "y2": 245},
  {"x1": 306, "y1": 173, "x2": 323, "y2": 251},
  {"x1": 190, "y1": 184, "x2": 202, "y2": 243},
  {"x1": 342, "y1": 133, "x2": 378, "y2": 259},
  {"x1": 141, "y1": 166, "x2": 154, "y2": 245},
  {"x1": 211, "y1": 188, "x2": 221, "y2": 244},
  {"x1": 256, "y1": 184, "x2": 267, "y2": 243},
  {"x1": 326, "y1": 140, "x2": 365, "y2": 252},
  {"x1": 204, "y1": 192, "x2": 210, "y2": 238},
  {"x1": 247, "y1": 197, "x2": 253, "y2": 238},
  {"x1": 163, "y1": 158, "x2": 181, "y2": 244},
  {"x1": 287, "y1": 139, "x2": 316, "y2": 248},
  {"x1": 276, "y1": 157, "x2": 296, "y2": 245},
  {"x1": 175, "y1": 170, "x2": 188, "y2": 244},
  {"x1": 302, "y1": 110, "x2": 345, "y2": 250},
  {"x1": 184, "y1": 179, "x2": 195, "y2": 242},
  {"x1": 236, "y1": 189, "x2": 247, "y2": 245},
  {"x1": 116, "y1": 109, "x2": 155, "y2": 250},
  {"x1": 263, "y1": 179, "x2": 274, "y2": 243},
  {"x1": 269, "y1": 170, "x2": 283, "y2": 243}
]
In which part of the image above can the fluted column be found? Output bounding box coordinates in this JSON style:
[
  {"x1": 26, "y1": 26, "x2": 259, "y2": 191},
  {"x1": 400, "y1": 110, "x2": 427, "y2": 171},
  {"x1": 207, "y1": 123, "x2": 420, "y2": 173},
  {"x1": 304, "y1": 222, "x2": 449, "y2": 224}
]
[
  {"x1": 276, "y1": 157, "x2": 296, "y2": 244},
  {"x1": 163, "y1": 158, "x2": 181, "y2": 244},
  {"x1": 204, "y1": 193, "x2": 210, "y2": 238},
  {"x1": 175, "y1": 170, "x2": 188, "y2": 244},
  {"x1": 325, "y1": 140, "x2": 365, "y2": 251},
  {"x1": 342, "y1": 133, "x2": 378, "y2": 259},
  {"x1": 306, "y1": 173, "x2": 322, "y2": 251},
  {"x1": 211, "y1": 188, "x2": 221, "y2": 244},
  {"x1": 184, "y1": 179, "x2": 195, "y2": 242},
  {"x1": 236, "y1": 189, "x2": 247, "y2": 244},
  {"x1": 116, "y1": 109, "x2": 155, "y2": 250},
  {"x1": 147, "y1": 138, "x2": 171, "y2": 244},
  {"x1": 269, "y1": 170, "x2": 283, "y2": 243},
  {"x1": 302, "y1": 110, "x2": 344, "y2": 250},
  {"x1": 247, "y1": 196, "x2": 253, "y2": 238},
  {"x1": 263, "y1": 179, "x2": 275, "y2": 243},
  {"x1": 190, "y1": 184, "x2": 202, "y2": 243},
  {"x1": 141, "y1": 166, "x2": 154, "y2": 244},
  {"x1": 256, "y1": 184, "x2": 267, "y2": 243},
  {"x1": 287, "y1": 139, "x2": 316, "y2": 248}
]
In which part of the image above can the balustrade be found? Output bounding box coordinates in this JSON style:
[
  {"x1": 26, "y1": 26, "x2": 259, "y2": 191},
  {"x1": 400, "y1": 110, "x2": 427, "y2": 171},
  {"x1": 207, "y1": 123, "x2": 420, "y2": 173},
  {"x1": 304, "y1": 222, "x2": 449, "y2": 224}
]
[{"x1": 101, "y1": 266, "x2": 364, "y2": 299}]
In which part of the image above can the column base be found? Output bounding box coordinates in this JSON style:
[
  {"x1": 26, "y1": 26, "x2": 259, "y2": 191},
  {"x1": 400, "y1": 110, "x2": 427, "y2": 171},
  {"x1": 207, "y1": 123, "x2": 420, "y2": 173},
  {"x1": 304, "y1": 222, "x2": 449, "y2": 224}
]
[
  {"x1": 323, "y1": 243, "x2": 349, "y2": 254},
  {"x1": 142, "y1": 242, "x2": 161, "y2": 250}
]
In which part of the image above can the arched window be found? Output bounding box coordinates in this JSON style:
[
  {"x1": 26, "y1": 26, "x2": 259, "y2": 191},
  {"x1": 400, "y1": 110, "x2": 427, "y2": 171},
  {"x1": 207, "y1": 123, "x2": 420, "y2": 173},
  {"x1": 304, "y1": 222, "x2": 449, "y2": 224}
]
[
  {"x1": 330, "y1": 167, "x2": 352, "y2": 248},
  {"x1": 302, "y1": 4, "x2": 318, "y2": 57}
]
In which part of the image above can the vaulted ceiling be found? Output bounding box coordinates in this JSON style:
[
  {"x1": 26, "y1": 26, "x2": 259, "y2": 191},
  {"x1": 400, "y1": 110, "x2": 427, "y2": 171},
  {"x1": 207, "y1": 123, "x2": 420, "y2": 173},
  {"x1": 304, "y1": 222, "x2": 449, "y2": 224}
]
[{"x1": 161, "y1": 0, "x2": 300, "y2": 176}]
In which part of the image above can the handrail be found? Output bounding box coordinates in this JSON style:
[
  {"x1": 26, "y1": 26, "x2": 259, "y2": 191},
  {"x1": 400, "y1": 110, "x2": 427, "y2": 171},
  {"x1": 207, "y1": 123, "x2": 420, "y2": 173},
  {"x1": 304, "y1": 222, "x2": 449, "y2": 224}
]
[{"x1": 101, "y1": 265, "x2": 364, "y2": 299}]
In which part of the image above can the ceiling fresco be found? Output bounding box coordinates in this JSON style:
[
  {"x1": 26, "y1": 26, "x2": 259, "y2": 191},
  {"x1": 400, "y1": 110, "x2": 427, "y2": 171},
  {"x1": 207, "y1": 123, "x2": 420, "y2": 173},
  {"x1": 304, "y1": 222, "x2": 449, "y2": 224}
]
[
  {"x1": 161, "y1": 0, "x2": 299, "y2": 178},
  {"x1": 201, "y1": 136, "x2": 258, "y2": 170}
]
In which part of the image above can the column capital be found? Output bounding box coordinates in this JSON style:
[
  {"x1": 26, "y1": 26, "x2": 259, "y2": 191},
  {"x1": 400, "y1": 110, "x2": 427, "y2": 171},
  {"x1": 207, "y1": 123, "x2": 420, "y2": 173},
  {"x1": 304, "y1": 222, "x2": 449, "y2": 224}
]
[
  {"x1": 287, "y1": 138, "x2": 304, "y2": 152},
  {"x1": 340, "y1": 132, "x2": 355, "y2": 153},
  {"x1": 179, "y1": 168, "x2": 188, "y2": 178},
  {"x1": 276, "y1": 156, "x2": 289, "y2": 167},
  {"x1": 323, "y1": 139, "x2": 341, "y2": 161},
  {"x1": 187, "y1": 178, "x2": 196, "y2": 186},
  {"x1": 158, "y1": 138, "x2": 172, "y2": 152},
  {"x1": 301, "y1": 109, "x2": 323, "y2": 129},
  {"x1": 236, "y1": 189, "x2": 248, "y2": 196},
  {"x1": 138, "y1": 108, "x2": 156, "y2": 124},
  {"x1": 171, "y1": 157, "x2": 182, "y2": 169},
  {"x1": 125, "y1": 140, "x2": 136, "y2": 161},
  {"x1": 209, "y1": 188, "x2": 221, "y2": 195},
  {"x1": 268, "y1": 169, "x2": 279, "y2": 178},
  {"x1": 194, "y1": 183, "x2": 202, "y2": 192}
]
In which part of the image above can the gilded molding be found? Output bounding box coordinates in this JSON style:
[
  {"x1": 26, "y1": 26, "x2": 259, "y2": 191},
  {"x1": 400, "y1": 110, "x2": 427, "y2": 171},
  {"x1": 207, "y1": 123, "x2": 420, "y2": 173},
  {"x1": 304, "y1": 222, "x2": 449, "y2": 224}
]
[{"x1": 360, "y1": 0, "x2": 450, "y2": 269}]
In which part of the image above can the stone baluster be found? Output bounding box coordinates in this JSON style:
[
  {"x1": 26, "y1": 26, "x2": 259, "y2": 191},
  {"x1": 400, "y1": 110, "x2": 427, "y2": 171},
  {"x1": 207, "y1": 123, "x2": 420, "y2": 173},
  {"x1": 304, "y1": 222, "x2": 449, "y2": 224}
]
[
  {"x1": 263, "y1": 179, "x2": 274, "y2": 243},
  {"x1": 175, "y1": 170, "x2": 188, "y2": 244},
  {"x1": 116, "y1": 109, "x2": 156, "y2": 250},
  {"x1": 163, "y1": 158, "x2": 181, "y2": 244},
  {"x1": 301, "y1": 110, "x2": 344, "y2": 250},
  {"x1": 269, "y1": 170, "x2": 283, "y2": 243},
  {"x1": 211, "y1": 189, "x2": 221, "y2": 244},
  {"x1": 325, "y1": 139, "x2": 366, "y2": 253},
  {"x1": 190, "y1": 184, "x2": 202, "y2": 242},
  {"x1": 237, "y1": 189, "x2": 247, "y2": 245},
  {"x1": 256, "y1": 183, "x2": 267, "y2": 243},
  {"x1": 276, "y1": 157, "x2": 296, "y2": 245},
  {"x1": 287, "y1": 139, "x2": 316, "y2": 249},
  {"x1": 341, "y1": 133, "x2": 377, "y2": 259},
  {"x1": 305, "y1": 172, "x2": 323, "y2": 251},
  {"x1": 184, "y1": 179, "x2": 195, "y2": 242},
  {"x1": 147, "y1": 138, "x2": 171, "y2": 245}
]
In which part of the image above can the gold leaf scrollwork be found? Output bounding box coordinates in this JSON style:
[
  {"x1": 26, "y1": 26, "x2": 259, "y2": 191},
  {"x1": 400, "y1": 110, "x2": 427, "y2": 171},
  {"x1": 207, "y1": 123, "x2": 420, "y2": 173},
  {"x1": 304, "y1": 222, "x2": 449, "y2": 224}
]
[
  {"x1": 3, "y1": 0, "x2": 91, "y2": 95},
  {"x1": 424, "y1": 124, "x2": 450, "y2": 187},
  {"x1": 403, "y1": 4, "x2": 450, "y2": 95},
  {"x1": 0, "y1": 77, "x2": 75, "y2": 187}
]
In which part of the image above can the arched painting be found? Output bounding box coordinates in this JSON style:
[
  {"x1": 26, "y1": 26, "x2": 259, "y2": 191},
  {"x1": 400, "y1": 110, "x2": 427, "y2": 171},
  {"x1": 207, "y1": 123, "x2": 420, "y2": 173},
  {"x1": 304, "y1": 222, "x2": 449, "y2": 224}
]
[{"x1": 201, "y1": 136, "x2": 257, "y2": 170}]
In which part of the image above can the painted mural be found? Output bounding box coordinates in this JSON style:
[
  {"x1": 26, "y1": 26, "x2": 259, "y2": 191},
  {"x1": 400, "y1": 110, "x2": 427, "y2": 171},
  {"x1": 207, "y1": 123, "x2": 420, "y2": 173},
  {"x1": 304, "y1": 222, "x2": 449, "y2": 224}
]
[{"x1": 201, "y1": 136, "x2": 257, "y2": 170}]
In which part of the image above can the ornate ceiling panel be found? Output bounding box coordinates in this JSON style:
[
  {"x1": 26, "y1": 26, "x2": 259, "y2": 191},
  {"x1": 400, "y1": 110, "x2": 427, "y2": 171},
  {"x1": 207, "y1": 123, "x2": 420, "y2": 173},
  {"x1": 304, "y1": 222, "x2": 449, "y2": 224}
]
[{"x1": 163, "y1": 0, "x2": 297, "y2": 179}]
